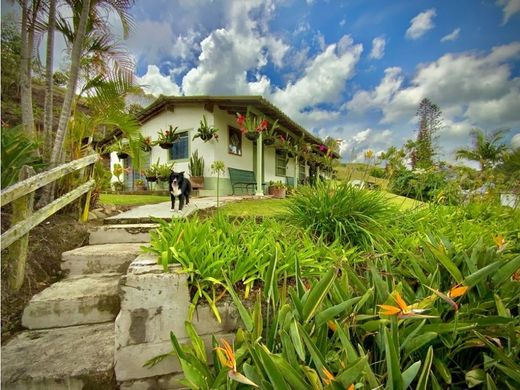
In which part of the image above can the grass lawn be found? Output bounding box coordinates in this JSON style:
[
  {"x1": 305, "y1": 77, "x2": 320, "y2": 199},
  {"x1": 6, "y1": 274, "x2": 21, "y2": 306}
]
[
  {"x1": 335, "y1": 163, "x2": 389, "y2": 189},
  {"x1": 99, "y1": 193, "x2": 170, "y2": 206},
  {"x1": 220, "y1": 198, "x2": 290, "y2": 217},
  {"x1": 382, "y1": 191, "x2": 424, "y2": 210}
]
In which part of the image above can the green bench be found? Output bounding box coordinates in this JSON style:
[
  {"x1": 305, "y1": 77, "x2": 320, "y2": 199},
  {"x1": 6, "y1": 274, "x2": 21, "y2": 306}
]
[{"x1": 228, "y1": 168, "x2": 259, "y2": 195}]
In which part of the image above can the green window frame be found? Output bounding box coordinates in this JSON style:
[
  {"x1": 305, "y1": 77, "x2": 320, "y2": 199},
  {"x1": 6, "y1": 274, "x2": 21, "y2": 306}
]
[{"x1": 275, "y1": 149, "x2": 287, "y2": 177}]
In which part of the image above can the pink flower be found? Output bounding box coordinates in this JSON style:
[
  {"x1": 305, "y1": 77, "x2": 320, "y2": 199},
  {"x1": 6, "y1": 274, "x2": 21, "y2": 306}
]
[{"x1": 319, "y1": 144, "x2": 327, "y2": 152}]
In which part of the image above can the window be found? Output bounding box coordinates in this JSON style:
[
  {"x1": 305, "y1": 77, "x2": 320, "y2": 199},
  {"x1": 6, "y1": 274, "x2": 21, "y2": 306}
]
[
  {"x1": 275, "y1": 149, "x2": 287, "y2": 176},
  {"x1": 299, "y1": 160, "x2": 306, "y2": 182},
  {"x1": 228, "y1": 127, "x2": 242, "y2": 156},
  {"x1": 170, "y1": 131, "x2": 189, "y2": 160}
]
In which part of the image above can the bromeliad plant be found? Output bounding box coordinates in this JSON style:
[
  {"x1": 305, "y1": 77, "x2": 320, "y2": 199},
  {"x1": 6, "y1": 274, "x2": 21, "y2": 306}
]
[
  {"x1": 156, "y1": 125, "x2": 179, "y2": 148},
  {"x1": 236, "y1": 109, "x2": 278, "y2": 141},
  {"x1": 193, "y1": 115, "x2": 220, "y2": 142}
]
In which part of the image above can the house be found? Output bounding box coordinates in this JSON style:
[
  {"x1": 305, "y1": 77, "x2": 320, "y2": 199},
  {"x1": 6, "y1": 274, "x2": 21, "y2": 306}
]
[{"x1": 111, "y1": 95, "x2": 336, "y2": 196}]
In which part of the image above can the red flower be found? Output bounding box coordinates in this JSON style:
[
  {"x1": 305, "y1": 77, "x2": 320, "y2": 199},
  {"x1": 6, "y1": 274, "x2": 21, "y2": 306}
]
[{"x1": 319, "y1": 144, "x2": 327, "y2": 153}]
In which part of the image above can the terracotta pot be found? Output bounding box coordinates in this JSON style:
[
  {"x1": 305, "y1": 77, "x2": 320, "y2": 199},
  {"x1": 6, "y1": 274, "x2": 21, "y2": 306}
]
[
  {"x1": 268, "y1": 187, "x2": 286, "y2": 199},
  {"x1": 190, "y1": 176, "x2": 204, "y2": 189}
]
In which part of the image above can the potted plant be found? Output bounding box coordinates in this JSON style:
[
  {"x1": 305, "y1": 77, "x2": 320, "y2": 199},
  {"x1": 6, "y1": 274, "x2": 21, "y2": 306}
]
[
  {"x1": 276, "y1": 134, "x2": 297, "y2": 158},
  {"x1": 156, "y1": 125, "x2": 179, "y2": 149},
  {"x1": 193, "y1": 115, "x2": 219, "y2": 142},
  {"x1": 157, "y1": 162, "x2": 174, "y2": 182},
  {"x1": 262, "y1": 119, "x2": 279, "y2": 146},
  {"x1": 112, "y1": 163, "x2": 126, "y2": 192},
  {"x1": 144, "y1": 165, "x2": 158, "y2": 182},
  {"x1": 268, "y1": 180, "x2": 287, "y2": 198},
  {"x1": 139, "y1": 134, "x2": 153, "y2": 152},
  {"x1": 236, "y1": 109, "x2": 277, "y2": 142},
  {"x1": 135, "y1": 178, "x2": 146, "y2": 191},
  {"x1": 110, "y1": 138, "x2": 131, "y2": 159},
  {"x1": 189, "y1": 150, "x2": 205, "y2": 189}
]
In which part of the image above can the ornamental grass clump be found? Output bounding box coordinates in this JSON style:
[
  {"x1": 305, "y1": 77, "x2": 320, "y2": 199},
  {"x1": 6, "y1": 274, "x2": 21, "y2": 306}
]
[{"x1": 287, "y1": 181, "x2": 396, "y2": 249}]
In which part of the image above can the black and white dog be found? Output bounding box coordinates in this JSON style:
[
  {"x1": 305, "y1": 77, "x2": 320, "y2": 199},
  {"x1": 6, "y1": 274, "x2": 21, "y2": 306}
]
[{"x1": 169, "y1": 171, "x2": 192, "y2": 211}]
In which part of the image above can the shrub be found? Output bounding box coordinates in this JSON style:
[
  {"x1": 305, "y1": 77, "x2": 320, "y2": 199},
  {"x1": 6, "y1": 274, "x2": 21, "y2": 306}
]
[
  {"x1": 286, "y1": 181, "x2": 395, "y2": 249},
  {"x1": 369, "y1": 166, "x2": 386, "y2": 178}
]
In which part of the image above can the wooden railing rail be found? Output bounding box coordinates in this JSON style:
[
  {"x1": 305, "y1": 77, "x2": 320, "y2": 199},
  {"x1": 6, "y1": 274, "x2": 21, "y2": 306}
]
[{"x1": 1, "y1": 154, "x2": 99, "y2": 291}]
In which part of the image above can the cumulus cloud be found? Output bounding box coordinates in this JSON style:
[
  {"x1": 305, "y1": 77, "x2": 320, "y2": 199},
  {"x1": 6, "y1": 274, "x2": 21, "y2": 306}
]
[
  {"x1": 496, "y1": 0, "x2": 520, "y2": 24},
  {"x1": 345, "y1": 67, "x2": 403, "y2": 114},
  {"x1": 338, "y1": 128, "x2": 394, "y2": 161},
  {"x1": 440, "y1": 28, "x2": 461, "y2": 42},
  {"x1": 136, "y1": 65, "x2": 181, "y2": 96},
  {"x1": 406, "y1": 9, "x2": 436, "y2": 40},
  {"x1": 271, "y1": 35, "x2": 363, "y2": 122},
  {"x1": 369, "y1": 36, "x2": 386, "y2": 59}
]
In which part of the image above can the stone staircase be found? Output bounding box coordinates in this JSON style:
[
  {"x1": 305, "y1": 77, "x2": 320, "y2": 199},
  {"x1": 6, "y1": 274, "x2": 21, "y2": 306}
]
[{"x1": 1, "y1": 220, "x2": 157, "y2": 390}]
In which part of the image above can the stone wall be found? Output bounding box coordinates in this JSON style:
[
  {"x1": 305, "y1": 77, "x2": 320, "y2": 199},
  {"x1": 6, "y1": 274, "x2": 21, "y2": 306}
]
[{"x1": 115, "y1": 254, "x2": 239, "y2": 389}]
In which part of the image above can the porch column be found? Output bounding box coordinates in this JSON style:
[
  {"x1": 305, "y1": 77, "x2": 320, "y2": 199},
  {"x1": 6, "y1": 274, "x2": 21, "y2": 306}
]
[
  {"x1": 294, "y1": 155, "x2": 299, "y2": 189},
  {"x1": 255, "y1": 133, "x2": 264, "y2": 196}
]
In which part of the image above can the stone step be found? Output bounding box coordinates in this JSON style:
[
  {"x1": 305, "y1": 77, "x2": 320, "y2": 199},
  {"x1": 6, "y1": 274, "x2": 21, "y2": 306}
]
[
  {"x1": 61, "y1": 243, "x2": 143, "y2": 276},
  {"x1": 89, "y1": 223, "x2": 158, "y2": 245},
  {"x1": 1, "y1": 322, "x2": 116, "y2": 390},
  {"x1": 22, "y1": 273, "x2": 121, "y2": 330}
]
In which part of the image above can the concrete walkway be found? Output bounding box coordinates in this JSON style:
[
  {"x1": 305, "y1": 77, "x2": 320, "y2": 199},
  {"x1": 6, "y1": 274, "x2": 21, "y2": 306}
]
[{"x1": 105, "y1": 195, "x2": 253, "y2": 223}]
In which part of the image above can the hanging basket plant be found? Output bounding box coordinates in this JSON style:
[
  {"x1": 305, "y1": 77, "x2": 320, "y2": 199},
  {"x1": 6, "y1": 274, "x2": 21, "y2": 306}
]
[
  {"x1": 117, "y1": 152, "x2": 129, "y2": 159},
  {"x1": 263, "y1": 137, "x2": 275, "y2": 146},
  {"x1": 139, "y1": 134, "x2": 153, "y2": 152},
  {"x1": 245, "y1": 132, "x2": 260, "y2": 141},
  {"x1": 193, "y1": 115, "x2": 220, "y2": 143},
  {"x1": 156, "y1": 125, "x2": 179, "y2": 149},
  {"x1": 236, "y1": 109, "x2": 278, "y2": 143}
]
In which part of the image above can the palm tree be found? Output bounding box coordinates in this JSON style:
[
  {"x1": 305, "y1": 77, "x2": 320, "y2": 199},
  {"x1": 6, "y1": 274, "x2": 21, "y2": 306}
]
[{"x1": 455, "y1": 129, "x2": 509, "y2": 171}]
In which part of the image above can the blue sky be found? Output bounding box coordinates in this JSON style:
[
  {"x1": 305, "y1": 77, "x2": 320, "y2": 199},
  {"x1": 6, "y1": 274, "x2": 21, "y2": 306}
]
[
  {"x1": 3, "y1": 0, "x2": 519, "y2": 162},
  {"x1": 123, "y1": 0, "x2": 520, "y2": 163}
]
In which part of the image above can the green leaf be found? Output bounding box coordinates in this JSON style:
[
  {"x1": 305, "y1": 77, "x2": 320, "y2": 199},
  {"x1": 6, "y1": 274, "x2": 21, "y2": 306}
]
[
  {"x1": 161, "y1": 250, "x2": 169, "y2": 272},
  {"x1": 271, "y1": 354, "x2": 310, "y2": 390},
  {"x1": 463, "y1": 261, "x2": 501, "y2": 287},
  {"x1": 315, "y1": 297, "x2": 361, "y2": 326},
  {"x1": 465, "y1": 369, "x2": 485, "y2": 388},
  {"x1": 492, "y1": 255, "x2": 520, "y2": 285},
  {"x1": 297, "y1": 322, "x2": 328, "y2": 374},
  {"x1": 486, "y1": 373, "x2": 498, "y2": 390},
  {"x1": 403, "y1": 332, "x2": 438, "y2": 355},
  {"x1": 302, "y1": 268, "x2": 337, "y2": 323},
  {"x1": 335, "y1": 356, "x2": 367, "y2": 386},
  {"x1": 224, "y1": 274, "x2": 253, "y2": 331},
  {"x1": 184, "y1": 321, "x2": 206, "y2": 363},
  {"x1": 402, "y1": 361, "x2": 422, "y2": 389},
  {"x1": 416, "y1": 346, "x2": 434, "y2": 390},
  {"x1": 384, "y1": 326, "x2": 403, "y2": 390},
  {"x1": 256, "y1": 344, "x2": 290, "y2": 390},
  {"x1": 290, "y1": 319, "x2": 306, "y2": 362},
  {"x1": 264, "y1": 244, "x2": 279, "y2": 302},
  {"x1": 433, "y1": 357, "x2": 452, "y2": 385},
  {"x1": 423, "y1": 240, "x2": 463, "y2": 283}
]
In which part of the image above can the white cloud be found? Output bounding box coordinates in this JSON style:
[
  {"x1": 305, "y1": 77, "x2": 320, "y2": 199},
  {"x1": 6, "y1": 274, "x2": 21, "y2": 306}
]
[
  {"x1": 440, "y1": 28, "x2": 461, "y2": 42},
  {"x1": 511, "y1": 133, "x2": 520, "y2": 148},
  {"x1": 346, "y1": 67, "x2": 403, "y2": 114},
  {"x1": 136, "y1": 65, "x2": 181, "y2": 96},
  {"x1": 496, "y1": 0, "x2": 520, "y2": 24},
  {"x1": 406, "y1": 9, "x2": 436, "y2": 40},
  {"x1": 369, "y1": 36, "x2": 386, "y2": 59},
  {"x1": 271, "y1": 35, "x2": 363, "y2": 121}
]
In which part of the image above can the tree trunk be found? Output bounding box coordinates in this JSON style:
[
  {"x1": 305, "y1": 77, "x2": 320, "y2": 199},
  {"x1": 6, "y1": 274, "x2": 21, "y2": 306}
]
[
  {"x1": 43, "y1": 0, "x2": 56, "y2": 160},
  {"x1": 39, "y1": 0, "x2": 92, "y2": 205},
  {"x1": 19, "y1": 0, "x2": 36, "y2": 140}
]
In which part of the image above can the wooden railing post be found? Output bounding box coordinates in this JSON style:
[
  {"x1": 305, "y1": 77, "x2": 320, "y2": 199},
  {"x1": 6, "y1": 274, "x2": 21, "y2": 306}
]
[
  {"x1": 81, "y1": 161, "x2": 96, "y2": 222},
  {"x1": 6, "y1": 165, "x2": 36, "y2": 291}
]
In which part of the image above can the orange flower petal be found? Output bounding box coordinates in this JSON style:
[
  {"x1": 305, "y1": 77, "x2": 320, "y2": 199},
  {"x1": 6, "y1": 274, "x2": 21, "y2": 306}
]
[
  {"x1": 378, "y1": 304, "x2": 402, "y2": 316},
  {"x1": 322, "y1": 367, "x2": 335, "y2": 385},
  {"x1": 347, "y1": 385, "x2": 355, "y2": 390},
  {"x1": 392, "y1": 292, "x2": 409, "y2": 311},
  {"x1": 448, "y1": 285, "x2": 468, "y2": 298}
]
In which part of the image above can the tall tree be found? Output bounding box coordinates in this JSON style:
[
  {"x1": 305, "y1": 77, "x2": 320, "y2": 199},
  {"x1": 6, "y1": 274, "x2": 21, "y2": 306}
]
[
  {"x1": 455, "y1": 129, "x2": 509, "y2": 171},
  {"x1": 43, "y1": 0, "x2": 57, "y2": 159},
  {"x1": 19, "y1": 0, "x2": 39, "y2": 139},
  {"x1": 39, "y1": 0, "x2": 92, "y2": 205},
  {"x1": 414, "y1": 98, "x2": 443, "y2": 169}
]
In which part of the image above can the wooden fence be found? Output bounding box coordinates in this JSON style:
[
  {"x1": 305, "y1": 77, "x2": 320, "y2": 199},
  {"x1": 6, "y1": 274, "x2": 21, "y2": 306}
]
[{"x1": 1, "y1": 154, "x2": 99, "y2": 291}]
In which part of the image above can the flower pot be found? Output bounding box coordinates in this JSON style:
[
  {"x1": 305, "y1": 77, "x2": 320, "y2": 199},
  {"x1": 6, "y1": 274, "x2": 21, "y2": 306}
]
[
  {"x1": 141, "y1": 145, "x2": 152, "y2": 152},
  {"x1": 200, "y1": 134, "x2": 213, "y2": 142},
  {"x1": 190, "y1": 176, "x2": 204, "y2": 189},
  {"x1": 146, "y1": 176, "x2": 158, "y2": 182},
  {"x1": 263, "y1": 137, "x2": 275, "y2": 146},
  {"x1": 159, "y1": 142, "x2": 173, "y2": 149},
  {"x1": 117, "y1": 152, "x2": 129, "y2": 159},
  {"x1": 245, "y1": 132, "x2": 260, "y2": 141},
  {"x1": 269, "y1": 187, "x2": 286, "y2": 199}
]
